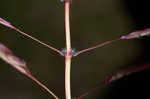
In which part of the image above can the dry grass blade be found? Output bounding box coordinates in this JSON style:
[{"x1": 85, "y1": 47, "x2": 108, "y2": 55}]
[{"x1": 0, "y1": 43, "x2": 59, "y2": 99}]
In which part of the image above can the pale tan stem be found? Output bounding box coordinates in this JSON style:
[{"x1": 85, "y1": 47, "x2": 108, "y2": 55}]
[
  {"x1": 65, "y1": 1, "x2": 71, "y2": 51},
  {"x1": 64, "y1": 0, "x2": 72, "y2": 99},
  {"x1": 65, "y1": 56, "x2": 72, "y2": 99}
]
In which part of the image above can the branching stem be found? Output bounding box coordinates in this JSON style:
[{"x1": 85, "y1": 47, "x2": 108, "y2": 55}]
[
  {"x1": 12, "y1": 27, "x2": 63, "y2": 55},
  {"x1": 74, "y1": 37, "x2": 121, "y2": 56}
]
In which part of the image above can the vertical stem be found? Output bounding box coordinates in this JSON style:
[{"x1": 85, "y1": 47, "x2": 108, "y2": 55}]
[
  {"x1": 64, "y1": 0, "x2": 72, "y2": 99},
  {"x1": 65, "y1": 0, "x2": 71, "y2": 51},
  {"x1": 65, "y1": 56, "x2": 72, "y2": 99}
]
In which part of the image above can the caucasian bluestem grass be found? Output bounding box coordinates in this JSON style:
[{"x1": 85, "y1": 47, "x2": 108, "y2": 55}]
[
  {"x1": 1, "y1": 0, "x2": 150, "y2": 99},
  {"x1": 1, "y1": 16, "x2": 150, "y2": 99}
]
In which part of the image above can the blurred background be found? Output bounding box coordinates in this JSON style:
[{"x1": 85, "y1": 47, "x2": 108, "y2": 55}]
[{"x1": 0, "y1": 0, "x2": 150, "y2": 99}]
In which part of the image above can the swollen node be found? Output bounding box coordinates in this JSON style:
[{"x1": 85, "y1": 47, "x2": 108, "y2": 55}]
[
  {"x1": 60, "y1": 48, "x2": 67, "y2": 56},
  {"x1": 60, "y1": 0, "x2": 65, "y2": 3},
  {"x1": 60, "y1": 0, "x2": 72, "y2": 3},
  {"x1": 60, "y1": 48, "x2": 77, "y2": 57}
]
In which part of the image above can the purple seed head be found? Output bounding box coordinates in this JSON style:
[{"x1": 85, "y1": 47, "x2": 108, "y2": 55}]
[
  {"x1": 0, "y1": 43, "x2": 29, "y2": 75},
  {"x1": 121, "y1": 28, "x2": 150, "y2": 39},
  {"x1": 0, "y1": 17, "x2": 14, "y2": 29}
]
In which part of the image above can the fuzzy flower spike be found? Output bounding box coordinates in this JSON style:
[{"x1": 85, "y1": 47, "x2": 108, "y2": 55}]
[
  {"x1": 121, "y1": 28, "x2": 150, "y2": 39},
  {"x1": 0, "y1": 43, "x2": 59, "y2": 99},
  {"x1": 0, "y1": 43, "x2": 30, "y2": 75},
  {"x1": 0, "y1": 17, "x2": 14, "y2": 29}
]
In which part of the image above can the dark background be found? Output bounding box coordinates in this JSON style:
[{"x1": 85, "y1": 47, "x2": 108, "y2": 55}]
[
  {"x1": 0, "y1": 0, "x2": 150, "y2": 99},
  {"x1": 108, "y1": 0, "x2": 150, "y2": 99}
]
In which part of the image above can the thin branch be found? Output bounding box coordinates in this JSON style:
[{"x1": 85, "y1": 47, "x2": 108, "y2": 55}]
[
  {"x1": 27, "y1": 74, "x2": 59, "y2": 99},
  {"x1": 74, "y1": 37, "x2": 121, "y2": 56},
  {"x1": 77, "y1": 62, "x2": 150, "y2": 99},
  {"x1": 13, "y1": 27, "x2": 63, "y2": 55},
  {"x1": 0, "y1": 17, "x2": 63, "y2": 55},
  {"x1": 74, "y1": 28, "x2": 150, "y2": 56}
]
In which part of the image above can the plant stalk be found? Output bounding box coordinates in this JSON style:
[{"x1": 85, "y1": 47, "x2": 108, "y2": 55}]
[
  {"x1": 65, "y1": 56, "x2": 72, "y2": 99},
  {"x1": 64, "y1": 0, "x2": 72, "y2": 99}
]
